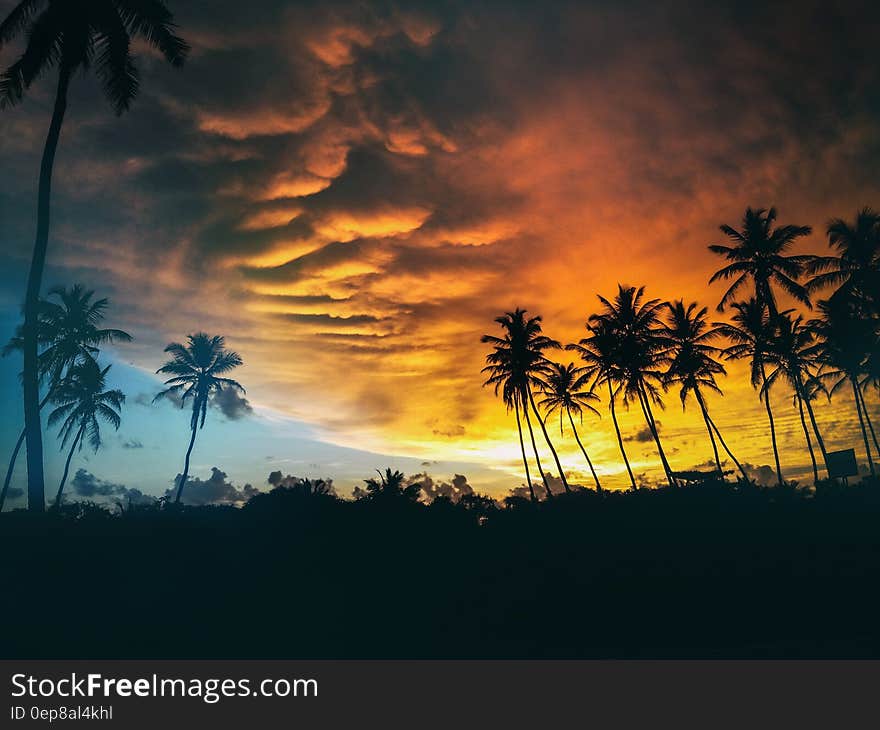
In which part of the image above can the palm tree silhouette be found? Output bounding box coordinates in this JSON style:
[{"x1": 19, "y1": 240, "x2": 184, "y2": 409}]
[
  {"x1": 568, "y1": 320, "x2": 637, "y2": 489},
  {"x1": 155, "y1": 333, "x2": 244, "y2": 504},
  {"x1": 661, "y1": 300, "x2": 748, "y2": 482},
  {"x1": 482, "y1": 309, "x2": 570, "y2": 497},
  {"x1": 47, "y1": 359, "x2": 124, "y2": 508},
  {"x1": 807, "y1": 208, "x2": 880, "y2": 308},
  {"x1": 1, "y1": 285, "x2": 130, "y2": 511},
  {"x1": 590, "y1": 285, "x2": 676, "y2": 487},
  {"x1": 763, "y1": 312, "x2": 829, "y2": 482},
  {"x1": 538, "y1": 361, "x2": 602, "y2": 490},
  {"x1": 359, "y1": 469, "x2": 422, "y2": 503},
  {"x1": 810, "y1": 299, "x2": 876, "y2": 477},
  {"x1": 715, "y1": 298, "x2": 784, "y2": 486},
  {"x1": 1, "y1": 0, "x2": 188, "y2": 511},
  {"x1": 709, "y1": 207, "x2": 813, "y2": 316}
]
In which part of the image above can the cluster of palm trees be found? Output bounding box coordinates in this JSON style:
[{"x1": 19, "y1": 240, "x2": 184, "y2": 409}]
[
  {"x1": 0, "y1": 293, "x2": 246, "y2": 511},
  {"x1": 483, "y1": 207, "x2": 879, "y2": 498},
  {"x1": 1, "y1": 0, "x2": 190, "y2": 512}
]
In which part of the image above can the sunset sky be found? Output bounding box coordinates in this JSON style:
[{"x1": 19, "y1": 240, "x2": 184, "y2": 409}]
[{"x1": 1, "y1": 0, "x2": 879, "y2": 503}]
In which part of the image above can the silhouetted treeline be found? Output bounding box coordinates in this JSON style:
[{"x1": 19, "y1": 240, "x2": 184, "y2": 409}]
[{"x1": 4, "y1": 475, "x2": 880, "y2": 658}]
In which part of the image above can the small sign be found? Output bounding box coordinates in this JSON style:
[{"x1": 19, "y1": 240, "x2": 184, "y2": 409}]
[{"x1": 826, "y1": 448, "x2": 859, "y2": 479}]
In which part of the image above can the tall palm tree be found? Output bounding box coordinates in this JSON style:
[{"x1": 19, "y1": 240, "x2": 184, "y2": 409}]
[
  {"x1": 47, "y1": 359, "x2": 124, "y2": 508},
  {"x1": 482, "y1": 309, "x2": 570, "y2": 497},
  {"x1": 807, "y1": 208, "x2": 880, "y2": 310},
  {"x1": 590, "y1": 285, "x2": 675, "y2": 487},
  {"x1": 0, "y1": 285, "x2": 130, "y2": 511},
  {"x1": 661, "y1": 300, "x2": 749, "y2": 482},
  {"x1": 155, "y1": 333, "x2": 245, "y2": 504},
  {"x1": 1, "y1": 0, "x2": 188, "y2": 512},
  {"x1": 568, "y1": 320, "x2": 637, "y2": 489},
  {"x1": 763, "y1": 312, "x2": 830, "y2": 481},
  {"x1": 538, "y1": 361, "x2": 602, "y2": 490},
  {"x1": 709, "y1": 207, "x2": 813, "y2": 316},
  {"x1": 810, "y1": 299, "x2": 876, "y2": 477},
  {"x1": 715, "y1": 298, "x2": 785, "y2": 486}
]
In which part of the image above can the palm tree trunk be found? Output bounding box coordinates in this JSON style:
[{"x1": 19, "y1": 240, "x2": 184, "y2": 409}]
[
  {"x1": 514, "y1": 396, "x2": 536, "y2": 502},
  {"x1": 1, "y1": 388, "x2": 59, "y2": 512},
  {"x1": 858, "y1": 388, "x2": 880, "y2": 456},
  {"x1": 796, "y1": 392, "x2": 819, "y2": 484},
  {"x1": 567, "y1": 407, "x2": 601, "y2": 491},
  {"x1": 54, "y1": 424, "x2": 84, "y2": 508},
  {"x1": 23, "y1": 65, "x2": 72, "y2": 513},
  {"x1": 608, "y1": 380, "x2": 636, "y2": 490},
  {"x1": 698, "y1": 397, "x2": 722, "y2": 475},
  {"x1": 852, "y1": 378, "x2": 876, "y2": 478},
  {"x1": 637, "y1": 382, "x2": 675, "y2": 488},
  {"x1": 175, "y1": 424, "x2": 199, "y2": 503},
  {"x1": 798, "y1": 377, "x2": 830, "y2": 476},
  {"x1": 695, "y1": 390, "x2": 748, "y2": 483},
  {"x1": 527, "y1": 386, "x2": 570, "y2": 493},
  {"x1": 759, "y1": 363, "x2": 784, "y2": 486}
]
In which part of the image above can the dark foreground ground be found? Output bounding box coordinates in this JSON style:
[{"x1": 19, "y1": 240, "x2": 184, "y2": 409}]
[{"x1": 3, "y1": 479, "x2": 880, "y2": 659}]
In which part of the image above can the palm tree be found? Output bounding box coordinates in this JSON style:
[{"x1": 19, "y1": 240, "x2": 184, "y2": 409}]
[
  {"x1": 807, "y1": 208, "x2": 880, "y2": 310},
  {"x1": 810, "y1": 299, "x2": 876, "y2": 477},
  {"x1": 589, "y1": 285, "x2": 675, "y2": 487},
  {"x1": 482, "y1": 309, "x2": 570, "y2": 498},
  {"x1": 155, "y1": 333, "x2": 244, "y2": 504},
  {"x1": 538, "y1": 362, "x2": 602, "y2": 490},
  {"x1": 709, "y1": 207, "x2": 813, "y2": 316},
  {"x1": 47, "y1": 359, "x2": 124, "y2": 508},
  {"x1": 661, "y1": 300, "x2": 749, "y2": 482},
  {"x1": 356, "y1": 469, "x2": 422, "y2": 503},
  {"x1": 1, "y1": 0, "x2": 188, "y2": 512},
  {"x1": 0, "y1": 285, "x2": 130, "y2": 510},
  {"x1": 715, "y1": 298, "x2": 785, "y2": 486},
  {"x1": 568, "y1": 320, "x2": 637, "y2": 489},
  {"x1": 762, "y1": 312, "x2": 830, "y2": 481}
]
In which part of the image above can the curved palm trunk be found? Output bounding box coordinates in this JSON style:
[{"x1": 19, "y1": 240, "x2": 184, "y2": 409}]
[
  {"x1": 175, "y1": 424, "x2": 199, "y2": 504},
  {"x1": 527, "y1": 386, "x2": 570, "y2": 493},
  {"x1": 23, "y1": 67, "x2": 72, "y2": 513},
  {"x1": 514, "y1": 396, "x2": 536, "y2": 502},
  {"x1": 1, "y1": 388, "x2": 60, "y2": 512},
  {"x1": 859, "y1": 389, "x2": 880, "y2": 456},
  {"x1": 759, "y1": 363, "x2": 784, "y2": 486},
  {"x1": 567, "y1": 407, "x2": 601, "y2": 491},
  {"x1": 521, "y1": 400, "x2": 551, "y2": 499},
  {"x1": 698, "y1": 401, "x2": 722, "y2": 475},
  {"x1": 796, "y1": 393, "x2": 819, "y2": 484},
  {"x1": 608, "y1": 380, "x2": 636, "y2": 490},
  {"x1": 54, "y1": 424, "x2": 84, "y2": 508},
  {"x1": 695, "y1": 390, "x2": 748, "y2": 483},
  {"x1": 798, "y1": 377, "x2": 829, "y2": 476},
  {"x1": 637, "y1": 382, "x2": 675, "y2": 488},
  {"x1": 852, "y1": 378, "x2": 876, "y2": 478}
]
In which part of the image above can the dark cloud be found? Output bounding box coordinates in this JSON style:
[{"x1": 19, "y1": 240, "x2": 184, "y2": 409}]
[
  {"x1": 741, "y1": 463, "x2": 778, "y2": 487},
  {"x1": 210, "y1": 388, "x2": 254, "y2": 421},
  {"x1": 165, "y1": 467, "x2": 260, "y2": 505},
  {"x1": 627, "y1": 424, "x2": 660, "y2": 444},
  {"x1": 69, "y1": 469, "x2": 156, "y2": 506},
  {"x1": 417, "y1": 472, "x2": 474, "y2": 502},
  {"x1": 121, "y1": 438, "x2": 144, "y2": 449}
]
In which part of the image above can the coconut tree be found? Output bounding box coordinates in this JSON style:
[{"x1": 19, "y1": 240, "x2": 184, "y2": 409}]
[
  {"x1": 709, "y1": 207, "x2": 813, "y2": 316},
  {"x1": 762, "y1": 312, "x2": 830, "y2": 481},
  {"x1": 810, "y1": 299, "x2": 876, "y2": 477},
  {"x1": 482, "y1": 309, "x2": 569, "y2": 497},
  {"x1": 1, "y1": 285, "x2": 131, "y2": 511},
  {"x1": 155, "y1": 333, "x2": 245, "y2": 504},
  {"x1": 806, "y1": 208, "x2": 880, "y2": 311},
  {"x1": 568, "y1": 320, "x2": 637, "y2": 489},
  {"x1": 715, "y1": 298, "x2": 785, "y2": 486},
  {"x1": 538, "y1": 361, "x2": 602, "y2": 490},
  {"x1": 47, "y1": 359, "x2": 124, "y2": 507},
  {"x1": 589, "y1": 285, "x2": 675, "y2": 487},
  {"x1": 1, "y1": 0, "x2": 188, "y2": 511},
  {"x1": 660, "y1": 300, "x2": 748, "y2": 482}
]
